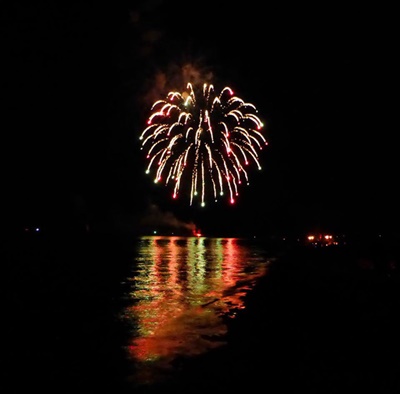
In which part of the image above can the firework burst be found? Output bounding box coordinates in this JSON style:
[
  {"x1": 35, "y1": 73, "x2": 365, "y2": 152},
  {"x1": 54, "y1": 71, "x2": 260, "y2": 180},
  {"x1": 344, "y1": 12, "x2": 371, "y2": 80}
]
[{"x1": 139, "y1": 82, "x2": 268, "y2": 207}]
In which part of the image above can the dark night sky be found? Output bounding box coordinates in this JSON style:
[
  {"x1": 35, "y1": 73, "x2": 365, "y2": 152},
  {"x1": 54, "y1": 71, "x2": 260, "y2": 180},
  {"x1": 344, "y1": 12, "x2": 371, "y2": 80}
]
[{"x1": 1, "y1": 1, "x2": 397, "y2": 237}]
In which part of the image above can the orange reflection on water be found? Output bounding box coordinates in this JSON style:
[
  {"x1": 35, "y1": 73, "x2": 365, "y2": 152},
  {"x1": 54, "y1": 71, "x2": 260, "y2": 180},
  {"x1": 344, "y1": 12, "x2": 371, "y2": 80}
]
[{"x1": 122, "y1": 236, "x2": 269, "y2": 383}]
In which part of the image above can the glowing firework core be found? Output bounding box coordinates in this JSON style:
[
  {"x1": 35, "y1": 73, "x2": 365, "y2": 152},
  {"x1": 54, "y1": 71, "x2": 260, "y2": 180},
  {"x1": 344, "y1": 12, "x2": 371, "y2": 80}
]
[{"x1": 140, "y1": 83, "x2": 267, "y2": 206}]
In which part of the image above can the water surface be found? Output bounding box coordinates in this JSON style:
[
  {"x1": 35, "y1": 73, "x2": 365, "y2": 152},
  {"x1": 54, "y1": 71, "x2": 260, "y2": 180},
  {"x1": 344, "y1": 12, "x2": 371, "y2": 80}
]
[
  {"x1": 119, "y1": 236, "x2": 273, "y2": 386},
  {"x1": 5, "y1": 233, "x2": 276, "y2": 392}
]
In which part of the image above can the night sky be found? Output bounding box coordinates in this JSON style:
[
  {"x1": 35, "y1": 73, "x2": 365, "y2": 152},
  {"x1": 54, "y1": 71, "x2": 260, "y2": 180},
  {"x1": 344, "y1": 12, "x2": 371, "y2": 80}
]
[{"x1": 2, "y1": 1, "x2": 397, "y2": 238}]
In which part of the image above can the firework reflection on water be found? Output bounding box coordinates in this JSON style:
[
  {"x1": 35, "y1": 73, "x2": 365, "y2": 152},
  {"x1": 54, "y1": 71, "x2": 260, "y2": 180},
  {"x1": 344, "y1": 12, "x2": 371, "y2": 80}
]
[{"x1": 120, "y1": 236, "x2": 272, "y2": 385}]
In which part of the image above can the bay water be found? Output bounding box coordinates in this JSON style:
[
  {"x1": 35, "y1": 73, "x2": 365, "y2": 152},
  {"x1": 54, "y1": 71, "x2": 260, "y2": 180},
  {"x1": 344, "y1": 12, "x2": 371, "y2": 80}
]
[{"x1": 5, "y1": 233, "x2": 277, "y2": 392}]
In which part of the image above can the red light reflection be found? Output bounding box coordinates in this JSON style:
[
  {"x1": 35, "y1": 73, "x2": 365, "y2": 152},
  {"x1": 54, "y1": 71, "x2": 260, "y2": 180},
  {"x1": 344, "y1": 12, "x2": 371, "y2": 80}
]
[{"x1": 121, "y1": 236, "x2": 269, "y2": 385}]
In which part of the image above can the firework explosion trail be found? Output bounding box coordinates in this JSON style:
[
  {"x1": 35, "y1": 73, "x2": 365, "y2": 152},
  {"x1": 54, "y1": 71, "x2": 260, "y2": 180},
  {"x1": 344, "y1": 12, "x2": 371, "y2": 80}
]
[{"x1": 140, "y1": 83, "x2": 268, "y2": 207}]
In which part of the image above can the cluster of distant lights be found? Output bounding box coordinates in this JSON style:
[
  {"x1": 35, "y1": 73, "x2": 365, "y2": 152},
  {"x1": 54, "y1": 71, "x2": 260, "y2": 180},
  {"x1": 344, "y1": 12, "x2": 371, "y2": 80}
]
[{"x1": 306, "y1": 234, "x2": 339, "y2": 246}]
